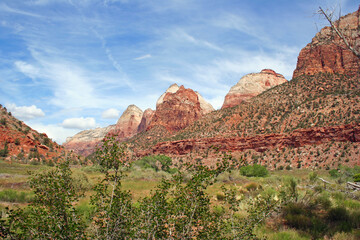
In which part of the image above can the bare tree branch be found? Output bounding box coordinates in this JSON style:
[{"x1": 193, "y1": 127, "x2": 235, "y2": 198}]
[{"x1": 318, "y1": 6, "x2": 360, "y2": 59}]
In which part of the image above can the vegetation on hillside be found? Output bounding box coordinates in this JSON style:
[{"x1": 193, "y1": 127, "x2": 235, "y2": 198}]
[
  {"x1": 1, "y1": 137, "x2": 359, "y2": 239},
  {"x1": 128, "y1": 73, "x2": 359, "y2": 153}
]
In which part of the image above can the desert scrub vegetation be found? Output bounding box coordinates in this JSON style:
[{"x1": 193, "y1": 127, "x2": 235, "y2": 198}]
[
  {"x1": 0, "y1": 137, "x2": 297, "y2": 239},
  {"x1": 1, "y1": 138, "x2": 359, "y2": 239}
]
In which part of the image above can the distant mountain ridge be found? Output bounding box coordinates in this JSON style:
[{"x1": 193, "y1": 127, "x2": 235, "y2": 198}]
[
  {"x1": 61, "y1": 7, "x2": 360, "y2": 170},
  {"x1": 63, "y1": 84, "x2": 215, "y2": 156}
]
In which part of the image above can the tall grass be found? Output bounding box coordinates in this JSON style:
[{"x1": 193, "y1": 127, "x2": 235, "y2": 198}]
[{"x1": 0, "y1": 189, "x2": 33, "y2": 203}]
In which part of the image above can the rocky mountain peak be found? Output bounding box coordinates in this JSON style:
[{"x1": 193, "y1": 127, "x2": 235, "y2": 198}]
[
  {"x1": 156, "y1": 84, "x2": 180, "y2": 107},
  {"x1": 108, "y1": 104, "x2": 143, "y2": 139},
  {"x1": 116, "y1": 104, "x2": 143, "y2": 124},
  {"x1": 148, "y1": 85, "x2": 209, "y2": 132},
  {"x1": 293, "y1": 8, "x2": 360, "y2": 78},
  {"x1": 222, "y1": 69, "x2": 287, "y2": 109}
]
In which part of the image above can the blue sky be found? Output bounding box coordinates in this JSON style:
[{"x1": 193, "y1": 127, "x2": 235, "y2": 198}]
[{"x1": 0, "y1": 0, "x2": 358, "y2": 144}]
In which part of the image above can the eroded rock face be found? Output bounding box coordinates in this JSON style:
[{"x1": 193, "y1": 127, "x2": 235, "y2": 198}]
[
  {"x1": 137, "y1": 108, "x2": 155, "y2": 133},
  {"x1": 63, "y1": 125, "x2": 115, "y2": 156},
  {"x1": 196, "y1": 92, "x2": 215, "y2": 114},
  {"x1": 139, "y1": 123, "x2": 360, "y2": 157},
  {"x1": 222, "y1": 69, "x2": 287, "y2": 109},
  {"x1": 108, "y1": 104, "x2": 143, "y2": 139},
  {"x1": 156, "y1": 84, "x2": 214, "y2": 114},
  {"x1": 148, "y1": 85, "x2": 211, "y2": 132},
  {"x1": 293, "y1": 8, "x2": 360, "y2": 78},
  {"x1": 156, "y1": 84, "x2": 180, "y2": 107}
]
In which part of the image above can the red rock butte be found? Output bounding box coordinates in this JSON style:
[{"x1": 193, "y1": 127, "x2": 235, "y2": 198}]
[{"x1": 148, "y1": 85, "x2": 212, "y2": 132}]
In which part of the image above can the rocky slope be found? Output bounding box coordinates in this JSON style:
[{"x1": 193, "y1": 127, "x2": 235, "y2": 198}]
[
  {"x1": 222, "y1": 69, "x2": 287, "y2": 109},
  {"x1": 63, "y1": 125, "x2": 115, "y2": 157},
  {"x1": 293, "y1": 7, "x2": 360, "y2": 78},
  {"x1": 131, "y1": 73, "x2": 360, "y2": 162},
  {"x1": 0, "y1": 105, "x2": 79, "y2": 163},
  {"x1": 144, "y1": 123, "x2": 359, "y2": 157}
]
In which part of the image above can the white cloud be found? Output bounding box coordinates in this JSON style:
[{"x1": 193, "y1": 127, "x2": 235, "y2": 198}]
[
  {"x1": 6, "y1": 103, "x2": 45, "y2": 120},
  {"x1": 14, "y1": 61, "x2": 39, "y2": 78},
  {"x1": 101, "y1": 108, "x2": 120, "y2": 119},
  {"x1": 29, "y1": 123, "x2": 79, "y2": 144},
  {"x1": 207, "y1": 95, "x2": 227, "y2": 110},
  {"x1": 134, "y1": 54, "x2": 152, "y2": 61},
  {"x1": 61, "y1": 117, "x2": 96, "y2": 129},
  {"x1": 214, "y1": 13, "x2": 258, "y2": 37},
  {"x1": 172, "y1": 29, "x2": 223, "y2": 51}
]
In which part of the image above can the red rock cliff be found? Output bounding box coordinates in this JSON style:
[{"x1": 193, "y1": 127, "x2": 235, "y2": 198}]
[
  {"x1": 148, "y1": 86, "x2": 205, "y2": 132},
  {"x1": 137, "y1": 108, "x2": 155, "y2": 133},
  {"x1": 293, "y1": 8, "x2": 360, "y2": 78},
  {"x1": 139, "y1": 123, "x2": 359, "y2": 157}
]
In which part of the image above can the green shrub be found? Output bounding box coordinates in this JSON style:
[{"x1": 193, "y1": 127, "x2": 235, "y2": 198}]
[
  {"x1": 244, "y1": 182, "x2": 261, "y2": 191},
  {"x1": 315, "y1": 193, "x2": 332, "y2": 209},
  {"x1": 329, "y1": 169, "x2": 340, "y2": 178},
  {"x1": 0, "y1": 118, "x2": 6, "y2": 125},
  {"x1": 327, "y1": 207, "x2": 350, "y2": 222},
  {"x1": 240, "y1": 164, "x2": 268, "y2": 177},
  {"x1": 133, "y1": 155, "x2": 175, "y2": 173},
  {"x1": 0, "y1": 143, "x2": 9, "y2": 157},
  {"x1": 353, "y1": 173, "x2": 360, "y2": 182},
  {"x1": 216, "y1": 192, "x2": 226, "y2": 201}
]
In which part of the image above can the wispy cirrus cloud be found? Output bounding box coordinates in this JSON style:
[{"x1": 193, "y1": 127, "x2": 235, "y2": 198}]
[
  {"x1": 171, "y1": 29, "x2": 223, "y2": 51},
  {"x1": 1, "y1": 0, "x2": 359, "y2": 144},
  {"x1": 0, "y1": 3, "x2": 43, "y2": 18},
  {"x1": 134, "y1": 54, "x2": 152, "y2": 61}
]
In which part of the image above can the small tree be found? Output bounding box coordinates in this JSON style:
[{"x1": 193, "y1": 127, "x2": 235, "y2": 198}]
[
  {"x1": 90, "y1": 136, "x2": 135, "y2": 239},
  {"x1": 3, "y1": 161, "x2": 87, "y2": 239}
]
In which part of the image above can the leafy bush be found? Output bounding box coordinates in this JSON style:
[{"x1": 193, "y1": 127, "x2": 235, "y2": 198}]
[
  {"x1": 3, "y1": 162, "x2": 87, "y2": 239},
  {"x1": 0, "y1": 118, "x2": 6, "y2": 125},
  {"x1": 353, "y1": 173, "x2": 360, "y2": 182},
  {"x1": 283, "y1": 203, "x2": 328, "y2": 238},
  {"x1": 329, "y1": 169, "x2": 340, "y2": 178},
  {"x1": 244, "y1": 182, "x2": 262, "y2": 191},
  {"x1": 133, "y1": 154, "x2": 176, "y2": 173},
  {"x1": 0, "y1": 144, "x2": 8, "y2": 158},
  {"x1": 240, "y1": 164, "x2": 268, "y2": 177}
]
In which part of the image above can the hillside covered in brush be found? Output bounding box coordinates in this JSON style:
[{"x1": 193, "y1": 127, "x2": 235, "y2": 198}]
[
  {"x1": 0, "y1": 105, "x2": 81, "y2": 164},
  {"x1": 130, "y1": 73, "x2": 359, "y2": 147}
]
